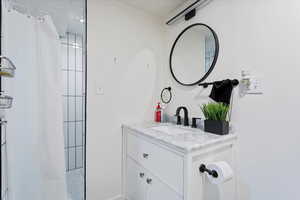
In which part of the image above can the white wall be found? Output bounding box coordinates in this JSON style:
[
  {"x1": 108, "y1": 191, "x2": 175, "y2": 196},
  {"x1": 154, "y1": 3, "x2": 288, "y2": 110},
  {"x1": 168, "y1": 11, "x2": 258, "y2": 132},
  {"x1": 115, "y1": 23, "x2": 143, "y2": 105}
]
[
  {"x1": 162, "y1": 0, "x2": 300, "y2": 200},
  {"x1": 87, "y1": 0, "x2": 165, "y2": 199}
]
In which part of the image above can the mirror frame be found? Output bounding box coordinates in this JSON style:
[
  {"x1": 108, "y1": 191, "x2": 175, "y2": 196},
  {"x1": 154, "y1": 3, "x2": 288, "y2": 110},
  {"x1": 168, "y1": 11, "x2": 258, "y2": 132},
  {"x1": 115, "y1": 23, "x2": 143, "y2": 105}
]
[{"x1": 169, "y1": 23, "x2": 219, "y2": 86}]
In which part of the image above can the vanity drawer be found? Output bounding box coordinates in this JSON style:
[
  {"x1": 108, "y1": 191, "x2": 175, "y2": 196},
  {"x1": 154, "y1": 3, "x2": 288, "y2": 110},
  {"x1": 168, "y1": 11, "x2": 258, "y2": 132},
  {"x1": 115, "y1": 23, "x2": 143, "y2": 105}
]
[{"x1": 126, "y1": 131, "x2": 184, "y2": 195}]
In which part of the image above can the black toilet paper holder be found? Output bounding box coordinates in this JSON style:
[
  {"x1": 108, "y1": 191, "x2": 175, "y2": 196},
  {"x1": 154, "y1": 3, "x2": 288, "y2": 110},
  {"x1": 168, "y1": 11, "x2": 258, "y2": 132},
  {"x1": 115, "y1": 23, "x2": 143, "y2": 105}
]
[{"x1": 199, "y1": 164, "x2": 218, "y2": 178}]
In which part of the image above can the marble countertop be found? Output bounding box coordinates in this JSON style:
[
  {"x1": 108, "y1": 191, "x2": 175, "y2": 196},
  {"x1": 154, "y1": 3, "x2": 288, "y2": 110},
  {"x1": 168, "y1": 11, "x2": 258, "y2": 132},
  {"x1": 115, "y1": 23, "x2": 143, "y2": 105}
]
[{"x1": 123, "y1": 122, "x2": 237, "y2": 153}]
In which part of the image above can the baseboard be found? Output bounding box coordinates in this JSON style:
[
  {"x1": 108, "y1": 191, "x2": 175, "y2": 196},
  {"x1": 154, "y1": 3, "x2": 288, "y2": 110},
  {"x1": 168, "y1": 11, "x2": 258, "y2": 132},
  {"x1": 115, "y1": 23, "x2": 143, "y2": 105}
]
[{"x1": 105, "y1": 195, "x2": 124, "y2": 200}]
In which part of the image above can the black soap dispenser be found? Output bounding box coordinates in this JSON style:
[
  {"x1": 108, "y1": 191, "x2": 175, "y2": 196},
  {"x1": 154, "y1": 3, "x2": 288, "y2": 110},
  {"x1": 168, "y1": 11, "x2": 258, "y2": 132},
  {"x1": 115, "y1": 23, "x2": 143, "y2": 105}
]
[{"x1": 191, "y1": 118, "x2": 202, "y2": 128}]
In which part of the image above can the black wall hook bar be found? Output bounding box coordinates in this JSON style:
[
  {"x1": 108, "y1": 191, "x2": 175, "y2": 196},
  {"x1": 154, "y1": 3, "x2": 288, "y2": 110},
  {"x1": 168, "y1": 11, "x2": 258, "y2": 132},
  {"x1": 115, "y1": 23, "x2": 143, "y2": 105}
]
[
  {"x1": 199, "y1": 164, "x2": 218, "y2": 178},
  {"x1": 198, "y1": 79, "x2": 239, "y2": 88}
]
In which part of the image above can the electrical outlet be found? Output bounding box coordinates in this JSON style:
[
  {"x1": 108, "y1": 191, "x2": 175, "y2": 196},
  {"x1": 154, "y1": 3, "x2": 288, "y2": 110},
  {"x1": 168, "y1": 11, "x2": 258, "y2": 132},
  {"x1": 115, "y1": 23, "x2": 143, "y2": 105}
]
[
  {"x1": 240, "y1": 70, "x2": 263, "y2": 96},
  {"x1": 247, "y1": 77, "x2": 263, "y2": 94}
]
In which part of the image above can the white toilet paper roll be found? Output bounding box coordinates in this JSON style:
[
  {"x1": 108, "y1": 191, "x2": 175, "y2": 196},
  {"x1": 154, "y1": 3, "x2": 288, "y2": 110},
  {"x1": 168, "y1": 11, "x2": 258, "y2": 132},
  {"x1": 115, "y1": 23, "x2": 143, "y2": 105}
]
[{"x1": 206, "y1": 161, "x2": 234, "y2": 185}]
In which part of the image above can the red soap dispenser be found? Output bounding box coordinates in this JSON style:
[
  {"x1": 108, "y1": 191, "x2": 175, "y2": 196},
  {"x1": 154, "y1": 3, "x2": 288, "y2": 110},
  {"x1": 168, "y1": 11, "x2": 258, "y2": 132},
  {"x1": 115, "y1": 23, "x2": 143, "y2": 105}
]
[{"x1": 155, "y1": 102, "x2": 162, "y2": 123}]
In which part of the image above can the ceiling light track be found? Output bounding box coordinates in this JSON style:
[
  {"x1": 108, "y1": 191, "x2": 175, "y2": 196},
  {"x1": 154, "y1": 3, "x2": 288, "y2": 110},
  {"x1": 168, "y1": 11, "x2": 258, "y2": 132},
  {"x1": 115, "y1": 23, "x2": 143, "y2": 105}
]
[{"x1": 166, "y1": 0, "x2": 211, "y2": 25}]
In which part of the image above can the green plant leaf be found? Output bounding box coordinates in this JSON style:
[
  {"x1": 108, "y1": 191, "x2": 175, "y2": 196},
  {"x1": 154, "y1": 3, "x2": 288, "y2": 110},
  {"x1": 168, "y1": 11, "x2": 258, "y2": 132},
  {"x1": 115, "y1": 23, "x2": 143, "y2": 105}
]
[{"x1": 200, "y1": 102, "x2": 229, "y2": 121}]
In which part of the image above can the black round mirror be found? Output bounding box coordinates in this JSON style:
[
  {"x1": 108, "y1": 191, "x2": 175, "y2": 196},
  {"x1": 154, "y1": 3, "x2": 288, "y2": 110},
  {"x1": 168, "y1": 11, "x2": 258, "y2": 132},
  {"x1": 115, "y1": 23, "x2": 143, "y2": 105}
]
[{"x1": 170, "y1": 23, "x2": 219, "y2": 86}]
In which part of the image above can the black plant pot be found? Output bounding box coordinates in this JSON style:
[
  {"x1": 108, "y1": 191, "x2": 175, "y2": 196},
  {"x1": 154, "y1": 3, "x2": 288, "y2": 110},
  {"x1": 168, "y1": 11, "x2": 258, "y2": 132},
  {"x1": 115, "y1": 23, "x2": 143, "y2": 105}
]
[{"x1": 204, "y1": 120, "x2": 229, "y2": 135}]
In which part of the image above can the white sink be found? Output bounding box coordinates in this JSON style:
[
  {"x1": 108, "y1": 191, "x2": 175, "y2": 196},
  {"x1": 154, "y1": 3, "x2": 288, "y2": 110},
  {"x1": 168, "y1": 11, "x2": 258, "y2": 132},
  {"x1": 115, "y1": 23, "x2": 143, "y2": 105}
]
[
  {"x1": 149, "y1": 125, "x2": 219, "y2": 143},
  {"x1": 150, "y1": 125, "x2": 189, "y2": 135}
]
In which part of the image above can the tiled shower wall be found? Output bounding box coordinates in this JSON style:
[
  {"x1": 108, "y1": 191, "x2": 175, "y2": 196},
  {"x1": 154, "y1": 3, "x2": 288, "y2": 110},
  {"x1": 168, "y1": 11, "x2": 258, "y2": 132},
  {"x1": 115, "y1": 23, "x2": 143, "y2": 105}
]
[{"x1": 61, "y1": 33, "x2": 85, "y2": 171}]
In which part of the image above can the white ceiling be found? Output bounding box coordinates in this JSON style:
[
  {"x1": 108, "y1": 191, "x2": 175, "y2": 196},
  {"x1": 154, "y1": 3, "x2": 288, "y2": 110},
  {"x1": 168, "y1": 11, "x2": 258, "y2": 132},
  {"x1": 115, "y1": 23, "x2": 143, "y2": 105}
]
[
  {"x1": 118, "y1": 0, "x2": 188, "y2": 17},
  {"x1": 10, "y1": 0, "x2": 85, "y2": 35},
  {"x1": 9, "y1": 0, "x2": 189, "y2": 35}
]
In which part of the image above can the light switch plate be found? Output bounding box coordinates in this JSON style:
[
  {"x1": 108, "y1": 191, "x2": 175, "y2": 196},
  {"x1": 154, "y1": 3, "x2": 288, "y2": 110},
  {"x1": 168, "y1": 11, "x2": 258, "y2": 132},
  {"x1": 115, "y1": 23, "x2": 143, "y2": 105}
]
[{"x1": 96, "y1": 87, "x2": 104, "y2": 95}]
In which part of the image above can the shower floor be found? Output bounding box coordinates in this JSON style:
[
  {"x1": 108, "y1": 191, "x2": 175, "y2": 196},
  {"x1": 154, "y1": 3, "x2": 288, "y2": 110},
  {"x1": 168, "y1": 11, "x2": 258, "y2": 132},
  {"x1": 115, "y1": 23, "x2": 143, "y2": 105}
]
[{"x1": 67, "y1": 168, "x2": 84, "y2": 200}]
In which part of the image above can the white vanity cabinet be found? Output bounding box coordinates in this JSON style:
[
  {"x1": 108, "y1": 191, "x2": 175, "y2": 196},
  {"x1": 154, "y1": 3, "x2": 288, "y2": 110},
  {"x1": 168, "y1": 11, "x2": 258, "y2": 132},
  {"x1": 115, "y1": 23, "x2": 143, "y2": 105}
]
[{"x1": 122, "y1": 124, "x2": 237, "y2": 200}]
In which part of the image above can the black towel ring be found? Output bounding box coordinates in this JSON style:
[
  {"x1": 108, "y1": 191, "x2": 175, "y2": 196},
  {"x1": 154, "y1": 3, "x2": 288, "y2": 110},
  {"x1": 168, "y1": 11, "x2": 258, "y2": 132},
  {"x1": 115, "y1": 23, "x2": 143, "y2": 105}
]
[{"x1": 160, "y1": 87, "x2": 172, "y2": 104}]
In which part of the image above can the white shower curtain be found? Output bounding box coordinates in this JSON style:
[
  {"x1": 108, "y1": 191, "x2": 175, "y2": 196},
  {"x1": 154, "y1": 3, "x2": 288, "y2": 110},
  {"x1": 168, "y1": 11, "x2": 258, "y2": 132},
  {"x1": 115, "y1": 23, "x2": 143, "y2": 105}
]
[{"x1": 2, "y1": 9, "x2": 68, "y2": 200}]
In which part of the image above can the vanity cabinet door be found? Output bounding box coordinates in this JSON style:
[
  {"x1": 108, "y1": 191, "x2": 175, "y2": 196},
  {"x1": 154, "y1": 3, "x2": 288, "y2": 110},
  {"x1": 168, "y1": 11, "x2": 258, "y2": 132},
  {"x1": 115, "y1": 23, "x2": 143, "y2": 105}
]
[
  {"x1": 126, "y1": 131, "x2": 184, "y2": 195},
  {"x1": 146, "y1": 175, "x2": 183, "y2": 200},
  {"x1": 126, "y1": 158, "x2": 147, "y2": 200}
]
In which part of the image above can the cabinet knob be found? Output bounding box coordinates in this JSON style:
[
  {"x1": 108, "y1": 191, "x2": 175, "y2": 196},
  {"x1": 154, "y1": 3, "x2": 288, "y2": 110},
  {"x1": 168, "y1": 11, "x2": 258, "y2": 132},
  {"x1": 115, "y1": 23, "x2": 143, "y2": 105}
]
[
  {"x1": 142, "y1": 153, "x2": 149, "y2": 159},
  {"x1": 146, "y1": 178, "x2": 152, "y2": 184},
  {"x1": 139, "y1": 173, "x2": 145, "y2": 178}
]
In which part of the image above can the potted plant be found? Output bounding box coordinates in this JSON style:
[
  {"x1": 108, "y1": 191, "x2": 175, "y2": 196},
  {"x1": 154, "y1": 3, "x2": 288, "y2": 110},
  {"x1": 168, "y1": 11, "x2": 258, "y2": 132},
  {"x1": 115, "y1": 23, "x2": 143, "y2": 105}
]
[{"x1": 201, "y1": 102, "x2": 230, "y2": 135}]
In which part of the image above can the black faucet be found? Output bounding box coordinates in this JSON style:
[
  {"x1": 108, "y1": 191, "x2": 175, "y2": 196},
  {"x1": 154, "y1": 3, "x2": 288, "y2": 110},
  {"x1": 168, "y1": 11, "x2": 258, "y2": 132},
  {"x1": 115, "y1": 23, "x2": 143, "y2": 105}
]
[{"x1": 175, "y1": 106, "x2": 189, "y2": 126}]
